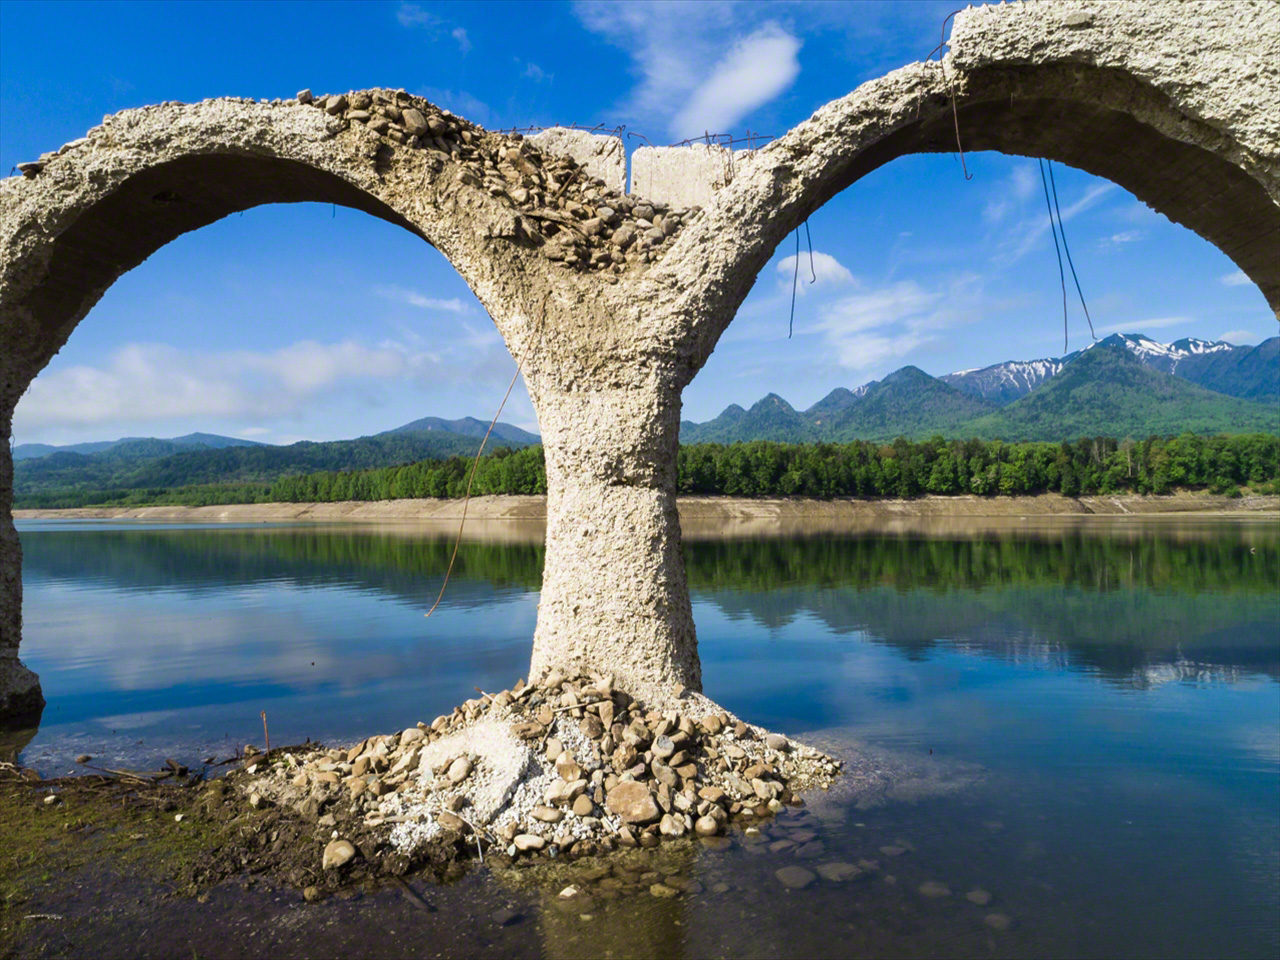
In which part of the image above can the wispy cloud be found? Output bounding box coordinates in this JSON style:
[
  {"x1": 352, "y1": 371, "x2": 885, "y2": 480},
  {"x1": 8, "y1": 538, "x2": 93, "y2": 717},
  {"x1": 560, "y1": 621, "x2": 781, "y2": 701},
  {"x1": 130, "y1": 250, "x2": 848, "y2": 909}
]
[
  {"x1": 396, "y1": 3, "x2": 440, "y2": 28},
  {"x1": 398, "y1": 4, "x2": 471, "y2": 55},
  {"x1": 982, "y1": 164, "x2": 1037, "y2": 223},
  {"x1": 996, "y1": 182, "x2": 1116, "y2": 266},
  {"x1": 1097, "y1": 230, "x2": 1142, "y2": 249},
  {"x1": 374, "y1": 285, "x2": 469, "y2": 313},
  {"x1": 670, "y1": 23, "x2": 801, "y2": 139},
  {"x1": 1220, "y1": 269, "x2": 1251, "y2": 287},
  {"x1": 524, "y1": 62, "x2": 549, "y2": 83},
  {"x1": 1218, "y1": 329, "x2": 1256, "y2": 344}
]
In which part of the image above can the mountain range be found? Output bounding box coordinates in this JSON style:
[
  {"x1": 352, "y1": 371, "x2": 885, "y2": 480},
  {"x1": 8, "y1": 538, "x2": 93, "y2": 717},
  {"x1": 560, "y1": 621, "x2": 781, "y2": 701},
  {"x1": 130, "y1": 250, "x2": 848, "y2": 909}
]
[
  {"x1": 13, "y1": 417, "x2": 539, "y2": 500},
  {"x1": 12, "y1": 332, "x2": 1277, "y2": 501},
  {"x1": 680, "y1": 334, "x2": 1278, "y2": 445}
]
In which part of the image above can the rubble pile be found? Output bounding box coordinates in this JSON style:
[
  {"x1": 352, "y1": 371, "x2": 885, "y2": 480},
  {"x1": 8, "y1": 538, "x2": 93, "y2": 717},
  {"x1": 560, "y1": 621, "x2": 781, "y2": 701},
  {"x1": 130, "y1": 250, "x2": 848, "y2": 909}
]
[
  {"x1": 239, "y1": 671, "x2": 840, "y2": 867},
  {"x1": 16, "y1": 88, "x2": 698, "y2": 276}
]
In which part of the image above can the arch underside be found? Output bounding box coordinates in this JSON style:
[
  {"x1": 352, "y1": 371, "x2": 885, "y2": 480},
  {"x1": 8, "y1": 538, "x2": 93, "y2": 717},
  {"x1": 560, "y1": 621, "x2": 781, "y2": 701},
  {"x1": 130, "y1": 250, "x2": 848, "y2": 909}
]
[
  {"x1": 808, "y1": 68, "x2": 1280, "y2": 315},
  {"x1": 12, "y1": 154, "x2": 427, "y2": 375}
]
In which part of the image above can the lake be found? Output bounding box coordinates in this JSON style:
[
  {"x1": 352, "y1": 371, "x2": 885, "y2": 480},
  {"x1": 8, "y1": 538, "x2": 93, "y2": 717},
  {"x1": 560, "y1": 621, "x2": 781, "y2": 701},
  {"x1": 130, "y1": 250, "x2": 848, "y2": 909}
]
[{"x1": 11, "y1": 516, "x2": 1280, "y2": 959}]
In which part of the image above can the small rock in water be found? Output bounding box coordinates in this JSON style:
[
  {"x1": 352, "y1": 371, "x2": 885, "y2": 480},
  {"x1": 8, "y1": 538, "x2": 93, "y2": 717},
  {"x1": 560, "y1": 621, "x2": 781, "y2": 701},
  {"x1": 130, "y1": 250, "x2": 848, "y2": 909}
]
[
  {"x1": 919, "y1": 881, "x2": 951, "y2": 898},
  {"x1": 694, "y1": 815, "x2": 720, "y2": 837},
  {"x1": 43, "y1": 794, "x2": 60, "y2": 806},
  {"x1": 303, "y1": 885, "x2": 322, "y2": 902},
  {"x1": 650, "y1": 883, "x2": 679, "y2": 898},
  {"x1": 985, "y1": 913, "x2": 1012, "y2": 931},
  {"x1": 74, "y1": 755, "x2": 92, "y2": 764},
  {"x1": 492, "y1": 907, "x2": 522, "y2": 926},
  {"x1": 323, "y1": 839, "x2": 356, "y2": 870},
  {"x1": 815, "y1": 862, "x2": 862, "y2": 883},
  {"x1": 879, "y1": 845, "x2": 906, "y2": 857},
  {"x1": 966, "y1": 888, "x2": 993, "y2": 906},
  {"x1": 776, "y1": 866, "x2": 817, "y2": 889}
]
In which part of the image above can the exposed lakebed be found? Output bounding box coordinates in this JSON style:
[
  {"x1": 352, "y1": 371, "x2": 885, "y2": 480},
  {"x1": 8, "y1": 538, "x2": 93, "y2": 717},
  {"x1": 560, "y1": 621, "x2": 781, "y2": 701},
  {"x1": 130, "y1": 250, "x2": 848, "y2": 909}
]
[{"x1": 7, "y1": 517, "x2": 1279, "y2": 958}]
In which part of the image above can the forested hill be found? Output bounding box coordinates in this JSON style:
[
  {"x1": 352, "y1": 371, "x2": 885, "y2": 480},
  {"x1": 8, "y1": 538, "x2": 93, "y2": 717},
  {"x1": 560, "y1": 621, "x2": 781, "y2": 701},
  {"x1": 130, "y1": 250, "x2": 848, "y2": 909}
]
[
  {"x1": 15, "y1": 433, "x2": 1279, "y2": 509},
  {"x1": 964, "y1": 347, "x2": 1280, "y2": 440},
  {"x1": 14, "y1": 425, "x2": 536, "y2": 500}
]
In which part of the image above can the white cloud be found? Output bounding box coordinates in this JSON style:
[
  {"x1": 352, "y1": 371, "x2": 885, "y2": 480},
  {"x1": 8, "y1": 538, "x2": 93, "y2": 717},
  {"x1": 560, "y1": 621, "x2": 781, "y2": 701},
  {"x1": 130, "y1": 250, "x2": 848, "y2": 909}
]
[
  {"x1": 13, "y1": 335, "x2": 508, "y2": 432},
  {"x1": 670, "y1": 23, "x2": 801, "y2": 139},
  {"x1": 775, "y1": 250, "x2": 855, "y2": 289},
  {"x1": 814, "y1": 274, "x2": 991, "y2": 372},
  {"x1": 1093, "y1": 315, "x2": 1194, "y2": 335},
  {"x1": 523, "y1": 62, "x2": 549, "y2": 83},
  {"x1": 238, "y1": 427, "x2": 272, "y2": 437},
  {"x1": 1220, "y1": 269, "x2": 1251, "y2": 287},
  {"x1": 374, "y1": 285, "x2": 469, "y2": 313},
  {"x1": 575, "y1": 3, "x2": 798, "y2": 137},
  {"x1": 451, "y1": 26, "x2": 471, "y2": 54}
]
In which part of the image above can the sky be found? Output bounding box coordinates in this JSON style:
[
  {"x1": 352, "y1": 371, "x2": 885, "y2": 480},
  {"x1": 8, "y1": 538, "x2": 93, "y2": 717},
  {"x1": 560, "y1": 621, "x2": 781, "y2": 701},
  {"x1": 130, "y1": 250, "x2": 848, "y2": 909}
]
[{"x1": 2, "y1": 0, "x2": 1274, "y2": 447}]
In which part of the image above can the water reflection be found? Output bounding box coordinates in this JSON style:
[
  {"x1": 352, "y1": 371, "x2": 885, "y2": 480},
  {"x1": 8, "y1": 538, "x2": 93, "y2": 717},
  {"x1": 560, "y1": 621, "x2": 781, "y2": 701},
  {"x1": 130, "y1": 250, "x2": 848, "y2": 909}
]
[
  {"x1": 19, "y1": 519, "x2": 1279, "y2": 699},
  {"x1": 12, "y1": 517, "x2": 1279, "y2": 959}
]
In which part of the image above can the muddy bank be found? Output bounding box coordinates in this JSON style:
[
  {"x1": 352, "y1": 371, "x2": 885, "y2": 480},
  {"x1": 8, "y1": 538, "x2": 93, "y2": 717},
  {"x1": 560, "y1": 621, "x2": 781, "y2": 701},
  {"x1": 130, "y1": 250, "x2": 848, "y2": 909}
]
[{"x1": 15, "y1": 491, "x2": 1278, "y2": 527}]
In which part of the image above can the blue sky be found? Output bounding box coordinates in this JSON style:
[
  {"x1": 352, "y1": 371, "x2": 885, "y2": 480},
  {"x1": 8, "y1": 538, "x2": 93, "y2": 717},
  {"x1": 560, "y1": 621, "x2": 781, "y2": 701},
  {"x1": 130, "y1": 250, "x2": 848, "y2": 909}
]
[{"x1": 2, "y1": 0, "x2": 1273, "y2": 446}]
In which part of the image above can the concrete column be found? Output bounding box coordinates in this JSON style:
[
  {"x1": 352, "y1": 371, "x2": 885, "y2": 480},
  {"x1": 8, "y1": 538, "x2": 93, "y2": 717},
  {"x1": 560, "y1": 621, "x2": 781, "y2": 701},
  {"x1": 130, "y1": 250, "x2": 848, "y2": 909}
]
[
  {"x1": 0, "y1": 409, "x2": 43, "y2": 728},
  {"x1": 528, "y1": 375, "x2": 700, "y2": 707}
]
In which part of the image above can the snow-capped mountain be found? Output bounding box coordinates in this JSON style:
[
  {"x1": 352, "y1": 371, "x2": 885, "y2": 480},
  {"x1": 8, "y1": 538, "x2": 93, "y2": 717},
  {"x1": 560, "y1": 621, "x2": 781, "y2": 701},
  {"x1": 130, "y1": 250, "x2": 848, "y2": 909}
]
[
  {"x1": 940, "y1": 358, "x2": 1067, "y2": 406},
  {"x1": 1088, "y1": 333, "x2": 1235, "y2": 375},
  {"x1": 943, "y1": 333, "x2": 1274, "y2": 405}
]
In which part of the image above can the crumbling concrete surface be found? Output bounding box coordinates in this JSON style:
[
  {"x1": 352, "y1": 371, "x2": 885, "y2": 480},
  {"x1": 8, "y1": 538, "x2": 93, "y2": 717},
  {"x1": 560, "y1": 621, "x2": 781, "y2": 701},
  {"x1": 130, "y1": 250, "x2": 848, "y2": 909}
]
[{"x1": 1, "y1": 1, "x2": 1277, "y2": 723}]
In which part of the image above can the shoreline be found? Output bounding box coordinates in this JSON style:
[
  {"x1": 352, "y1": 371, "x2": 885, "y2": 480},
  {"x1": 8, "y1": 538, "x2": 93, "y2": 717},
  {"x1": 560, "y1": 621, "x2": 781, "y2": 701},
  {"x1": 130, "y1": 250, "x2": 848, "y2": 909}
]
[{"x1": 14, "y1": 491, "x2": 1280, "y2": 526}]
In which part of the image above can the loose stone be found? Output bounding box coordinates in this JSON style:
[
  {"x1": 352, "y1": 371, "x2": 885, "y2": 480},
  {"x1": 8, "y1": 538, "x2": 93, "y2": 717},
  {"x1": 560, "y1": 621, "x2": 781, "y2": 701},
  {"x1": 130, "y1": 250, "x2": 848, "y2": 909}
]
[
  {"x1": 514, "y1": 834, "x2": 545, "y2": 852},
  {"x1": 985, "y1": 913, "x2": 1013, "y2": 931},
  {"x1": 322, "y1": 839, "x2": 356, "y2": 870},
  {"x1": 966, "y1": 888, "x2": 993, "y2": 906},
  {"x1": 531, "y1": 805, "x2": 563, "y2": 823},
  {"x1": 816, "y1": 862, "x2": 862, "y2": 882},
  {"x1": 919, "y1": 881, "x2": 951, "y2": 898},
  {"x1": 605, "y1": 781, "x2": 660, "y2": 824},
  {"x1": 775, "y1": 866, "x2": 817, "y2": 890},
  {"x1": 446, "y1": 756, "x2": 473, "y2": 784}
]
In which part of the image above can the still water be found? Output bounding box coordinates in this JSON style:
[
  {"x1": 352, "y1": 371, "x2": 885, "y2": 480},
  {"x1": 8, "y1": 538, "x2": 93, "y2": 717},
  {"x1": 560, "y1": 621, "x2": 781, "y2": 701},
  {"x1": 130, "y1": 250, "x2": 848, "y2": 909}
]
[{"x1": 13, "y1": 517, "x2": 1280, "y2": 958}]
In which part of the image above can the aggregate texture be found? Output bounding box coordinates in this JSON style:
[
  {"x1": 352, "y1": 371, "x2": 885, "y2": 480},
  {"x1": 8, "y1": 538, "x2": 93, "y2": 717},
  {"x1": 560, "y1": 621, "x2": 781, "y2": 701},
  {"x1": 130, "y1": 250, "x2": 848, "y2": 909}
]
[
  {"x1": 237, "y1": 671, "x2": 839, "y2": 871},
  {"x1": 1, "y1": 1, "x2": 1277, "y2": 721}
]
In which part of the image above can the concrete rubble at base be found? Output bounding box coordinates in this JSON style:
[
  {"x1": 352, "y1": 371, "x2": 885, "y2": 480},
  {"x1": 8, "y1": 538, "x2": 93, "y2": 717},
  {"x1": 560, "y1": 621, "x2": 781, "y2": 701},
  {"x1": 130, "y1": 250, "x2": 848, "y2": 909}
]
[{"x1": 240, "y1": 671, "x2": 840, "y2": 864}]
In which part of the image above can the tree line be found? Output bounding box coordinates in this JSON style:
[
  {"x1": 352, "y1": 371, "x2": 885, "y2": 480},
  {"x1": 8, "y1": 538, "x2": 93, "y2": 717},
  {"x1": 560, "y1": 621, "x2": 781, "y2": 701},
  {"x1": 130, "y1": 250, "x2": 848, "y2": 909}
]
[{"x1": 15, "y1": 433, "x2": 1279, "y2": 509}]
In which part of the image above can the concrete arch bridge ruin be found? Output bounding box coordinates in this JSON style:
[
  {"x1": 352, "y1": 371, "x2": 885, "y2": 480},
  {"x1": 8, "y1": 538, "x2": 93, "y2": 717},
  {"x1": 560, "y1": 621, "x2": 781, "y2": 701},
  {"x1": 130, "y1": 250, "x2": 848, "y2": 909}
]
[{"x1": 1, "y1": 1, "x2": 1277, "y2": 724}]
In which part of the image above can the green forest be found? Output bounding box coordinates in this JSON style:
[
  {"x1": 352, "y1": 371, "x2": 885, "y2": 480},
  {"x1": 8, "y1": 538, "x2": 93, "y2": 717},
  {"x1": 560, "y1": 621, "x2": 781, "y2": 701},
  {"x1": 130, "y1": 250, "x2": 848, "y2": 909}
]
[{"x1": 15, "y1": 432, "x2": 1279, "y2": 509}]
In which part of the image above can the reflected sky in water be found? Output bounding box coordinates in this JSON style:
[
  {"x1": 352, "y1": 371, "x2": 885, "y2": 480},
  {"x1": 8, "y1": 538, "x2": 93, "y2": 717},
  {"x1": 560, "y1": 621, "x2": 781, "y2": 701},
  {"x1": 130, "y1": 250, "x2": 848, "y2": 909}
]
[{"x1": 12, "y1": 517, "x2": 1280, "y2": 958}]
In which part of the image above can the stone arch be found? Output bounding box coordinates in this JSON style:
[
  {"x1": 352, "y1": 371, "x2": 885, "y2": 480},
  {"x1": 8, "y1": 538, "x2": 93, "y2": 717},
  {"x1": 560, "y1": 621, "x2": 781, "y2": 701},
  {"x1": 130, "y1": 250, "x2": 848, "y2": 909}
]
[
  {"x1": 645, "y1": 0, "x2": 1280, "y2": 370},
  {"x1": 0, "y1": 92, "x2": 581, "y2": 722}
]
